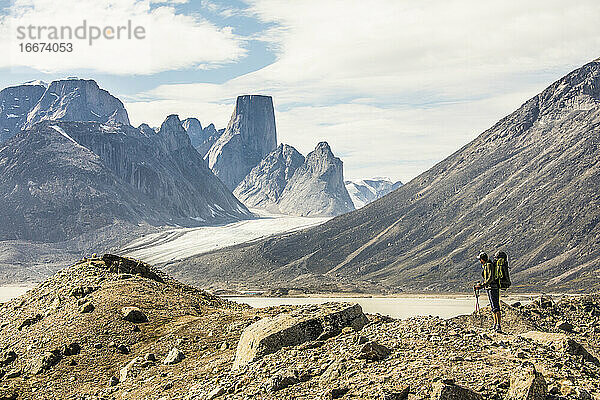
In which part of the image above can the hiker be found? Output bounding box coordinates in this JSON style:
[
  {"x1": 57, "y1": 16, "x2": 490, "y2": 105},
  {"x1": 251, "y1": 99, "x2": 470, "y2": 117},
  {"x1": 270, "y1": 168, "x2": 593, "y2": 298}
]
[{"x1": 474, "y1": 252, "x2": 502, "y2": 333}]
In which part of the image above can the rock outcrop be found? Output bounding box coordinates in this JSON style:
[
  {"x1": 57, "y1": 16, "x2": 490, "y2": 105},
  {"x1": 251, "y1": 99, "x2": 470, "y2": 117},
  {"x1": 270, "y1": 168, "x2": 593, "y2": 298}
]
[
  {"x1": 206, "y1": 95, "x2": 277, "y2": 190},
  {"x1": 277, "y1": 142, "x2": 355, "y2": 217},
  {"x1": 345, "y1": 178, "x2": 403, "y2": 209},
  {"x1": 0, "y1": 82, "x2": 46, "y2": 142},
  {"x1": 233, "y1": 144, "x2": 305, "y2": 210},
  {"x1": 181, "y1": 118, "x2": 223, "y2": 157},
  {"x1": 233, "y1": 303, "x2": 368, "y2": 369},
  {"x1": 25, "y1": 78, "x2": 130, "y2": 128}
]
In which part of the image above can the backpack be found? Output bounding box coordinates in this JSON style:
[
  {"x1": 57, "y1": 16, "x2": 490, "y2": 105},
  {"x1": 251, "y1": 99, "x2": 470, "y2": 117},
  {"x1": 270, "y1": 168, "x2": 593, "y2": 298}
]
[{"x1": 494, "y1": 252, "x2": 511, "y2": 290}]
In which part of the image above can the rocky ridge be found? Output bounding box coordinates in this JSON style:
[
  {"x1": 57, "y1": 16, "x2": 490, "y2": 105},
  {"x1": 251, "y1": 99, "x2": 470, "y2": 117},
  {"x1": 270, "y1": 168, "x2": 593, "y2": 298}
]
[
  {"x1": 233, "y1": 143, "x2": 305, "y2": 211},
  {"x1": 0, "y1": 117, "x2": 250, "y2": 243},
  {"x1": 0, "y1": 257, "x2": 599, "y2": 399},
  {"x1": 277, "y1": 142, "x2": 355, "y2": 217}
]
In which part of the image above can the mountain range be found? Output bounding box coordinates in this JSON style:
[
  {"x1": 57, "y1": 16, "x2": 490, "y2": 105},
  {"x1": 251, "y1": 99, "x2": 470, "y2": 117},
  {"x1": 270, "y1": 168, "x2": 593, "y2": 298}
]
[
  {"x1": 0, "y1": 79, "x2": 254, "y2": 283},
  {"x1": 166, "y1": 60, "x2": 600, "y2": 293},
  {"x1": 0, "y1": 78, "x2": 364, "y2": 284},
  {"x1": 345, "y1": 178, "x2": 403, "y2": 209}
]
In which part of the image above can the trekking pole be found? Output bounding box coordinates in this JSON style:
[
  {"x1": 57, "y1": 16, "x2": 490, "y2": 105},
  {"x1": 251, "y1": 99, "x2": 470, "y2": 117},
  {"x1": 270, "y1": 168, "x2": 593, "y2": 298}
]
[{"x1": 474, "y1": 286, "x2": 480, "y2": 314}]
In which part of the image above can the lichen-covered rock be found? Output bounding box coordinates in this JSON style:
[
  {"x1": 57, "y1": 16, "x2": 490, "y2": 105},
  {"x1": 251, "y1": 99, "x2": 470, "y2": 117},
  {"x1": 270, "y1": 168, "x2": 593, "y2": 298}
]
[
  {"x1": 163, "y1": 348, "x2": 185, "y2": 365},
  {"x1": 519, "y1": 331, "x2": 599, "y2": 365},
  {"x1": 32, "y1": 349, "x2": 62, "y2": 374},
  {"x1": 506, "y1": 363, "x2": 547, "y2": 400},
  {"x1": 233, "y1": 303, "x2": 368, "y2": 369},
  {"x1": 79, "y1": 302, "x2": 94, "y2": 313},
  {"x1": 0, "y1": 350, "x2": 17, "y2": 367}
]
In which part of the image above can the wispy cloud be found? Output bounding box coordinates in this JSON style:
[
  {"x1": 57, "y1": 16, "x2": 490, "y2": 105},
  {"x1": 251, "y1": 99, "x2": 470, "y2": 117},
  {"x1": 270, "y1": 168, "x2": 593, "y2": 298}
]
[
  {"x1": 126, "y1": 0, "x2": 600, "y2": 181},
  {"x1": 0, "y1": 0, "x2": 247, "y2": 74}
]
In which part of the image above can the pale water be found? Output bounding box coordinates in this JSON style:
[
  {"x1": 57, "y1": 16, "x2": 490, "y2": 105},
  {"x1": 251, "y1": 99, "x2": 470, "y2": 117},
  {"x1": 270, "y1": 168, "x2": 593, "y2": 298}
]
[
  {"x1": 0, "y1": 287, "x2": 529, "y2": 319},
  {"x1": 0, "y1": 286, "x2": 31, "y2": 303},
  {"x1": 226, "y1": 296, "x2": 521, "y2": 319}
]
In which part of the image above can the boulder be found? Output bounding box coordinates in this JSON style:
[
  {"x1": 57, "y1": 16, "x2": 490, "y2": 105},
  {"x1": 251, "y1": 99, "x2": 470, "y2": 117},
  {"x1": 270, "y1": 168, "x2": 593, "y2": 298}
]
[
  {"x1": 267, "y1": 369, "x2": 300, "y2": 392},
  {"x1": 206, "y1": 386, "x2": 226, "y2": 399},
  {"x1": 0, "y1": 388, "x2": 18, "y2": 400},
  {"x1": 506, "y1": 363, "x2": 547, "y2": 400},
  {"x1": 18, "y1": 314, "x2": 42, "y2": 330},
  {"x1": 61, "y1": 343, "x2": 81, "y2": 356},
  {"x1": 382, "y1": 386, "x2": 410, "y2": 400},
  {"x1": 555, "y1": 320, "x2": 573, "y2": 332},
  {"x1": 326, "y1": 387, "x2": 350, "y2": 399},
  {"x1": 116, "y1": 344, "x2": 130, "y2": 354},
  {"x1": 233, "y1": 303, "x2": 368, "y2": 369},
  {"x1": 120, "y1": 356, "x2": 144, "y2": 382},
  {"x1": 121, "y1": 307, "x2": 148, "y2": 323},
  {"x1": 519, "y1": 331, "x2": 599, "y2": 365},
  {"x1": 79, "y1": 302, "x2": 95, "y2": 313},
  {"x1": 357, "y1": 341, "x2": 391, "y2": 361},
  {"x1": 538, "y1": 296, "x2": 553, "y2": 309},
  {"x1": 431, "y1": 380, "x2": 483, "y2": 400},
  {"x1": 32, "y1": 349, "x2": 62, "y2": 374},
  {"x1": 0, "y1": 350, "x2": 17, "y2": 367},
  {"x1": 163, "y1": 348, "x2": 185, "y2": 365},
  {"x1": 70, "y1": 286, "x2": 97, "y2": 299}
]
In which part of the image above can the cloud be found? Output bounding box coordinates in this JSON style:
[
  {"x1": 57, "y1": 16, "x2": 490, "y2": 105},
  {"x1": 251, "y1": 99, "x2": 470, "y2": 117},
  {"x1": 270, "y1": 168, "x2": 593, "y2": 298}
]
[
  {"x1": 1, "y1": 0, "x2": 246, "y2": 74},
  {"x1": 126, "y1": 0, "x2": 600, "y2": 181}
]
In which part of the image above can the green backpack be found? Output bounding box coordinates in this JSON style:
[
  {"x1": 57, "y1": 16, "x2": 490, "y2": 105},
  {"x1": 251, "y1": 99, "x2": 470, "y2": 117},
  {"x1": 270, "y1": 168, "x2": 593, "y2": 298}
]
[{"x1": 494, "y1": 252, "x2": 511, "y2": 289}]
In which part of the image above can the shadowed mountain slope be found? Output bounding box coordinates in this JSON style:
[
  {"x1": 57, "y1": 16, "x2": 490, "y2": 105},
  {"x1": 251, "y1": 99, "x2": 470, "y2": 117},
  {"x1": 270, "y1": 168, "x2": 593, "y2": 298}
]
[{"x1": 169, "y1": 60, "x2": 600, "y2": 293}]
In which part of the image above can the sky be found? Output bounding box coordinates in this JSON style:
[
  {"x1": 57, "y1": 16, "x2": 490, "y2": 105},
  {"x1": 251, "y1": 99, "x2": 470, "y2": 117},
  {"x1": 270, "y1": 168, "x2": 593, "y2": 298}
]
[{"x1": 0, "y1": 0, "x2": 599, "y2": 182}]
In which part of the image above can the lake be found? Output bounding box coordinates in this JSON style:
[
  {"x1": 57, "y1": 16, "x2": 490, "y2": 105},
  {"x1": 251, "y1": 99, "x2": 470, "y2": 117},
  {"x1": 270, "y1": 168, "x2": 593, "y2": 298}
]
[
  {"x1": 1, "y1": 287, "x2": 530, "y2": 320},
  {"x1": 226, "y1": 295, "x2": 525, "y2": 319},
  {"x1": 0, "y1": 286, "x2": 31, "y2": 303}
]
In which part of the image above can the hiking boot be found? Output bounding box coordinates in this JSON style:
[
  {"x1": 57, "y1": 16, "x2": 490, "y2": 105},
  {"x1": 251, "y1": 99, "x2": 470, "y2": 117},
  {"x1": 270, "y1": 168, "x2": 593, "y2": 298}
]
[{"x1": 495, "y1": 326, "x2": 503, "y2": 333}]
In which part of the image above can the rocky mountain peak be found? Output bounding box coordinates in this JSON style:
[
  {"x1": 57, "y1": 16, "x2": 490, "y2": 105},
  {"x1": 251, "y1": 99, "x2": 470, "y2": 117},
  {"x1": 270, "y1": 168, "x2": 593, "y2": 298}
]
[
  {"x1": 157, "y1": 114, "x2": 191, "y2": 152},
  {"x1": 277, "y1": 141, "x2": 355, "y2": 217},
  {"x1": 137, "y1": 123, "x2": 155, "y2": 136},
  {"x1": 303, "y1": 141, "x2": 341, "y2": 174},
  {"x1": 181, "y1": 117, "x2": 202, "y2": 132},
  {"x1": 181, "y1": 118, "x2": 223, "y2": 158},
  {"x1": 207, "y1": 95, "x2": 277, "y2": 189},
  {"x1": 25, "y1": 79, "x2": 130, "y2": 129},
  {"x1": 0, "y1": 83, "x2": 46, "y2": 142},
  {"x1": 233, "y1": 143, "x2": 305, "y2": 209}
]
